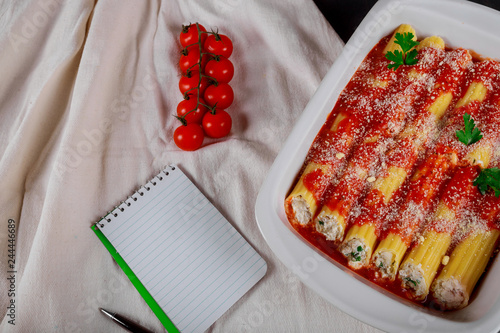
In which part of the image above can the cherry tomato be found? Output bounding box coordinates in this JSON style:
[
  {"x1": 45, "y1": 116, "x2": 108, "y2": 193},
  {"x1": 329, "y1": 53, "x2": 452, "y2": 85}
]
[
  {"x1": 179, "y1": 71, "x2": 210, "y2": 96},
  {"x1": 179, "y1": 23, "x2": 207, "y2": 47},
  {"x1": 204, "y1": 83, "x2": 234, "y2": 109},
  {"x1": 173, "y1": 123, "x2": 204, "y2": 151},
  {"x1": 177, "y1": 96, "x2": 209, "y2": 123},
  {"x1": 179, "y1": 46, "x2": 208, "y2": 74},
  {"x1": 202, "y1": 110, "x2": 232, "y2": 138},
  {"x1": 177, "y1": 97, "x2": 209, "y2": 124},
  {"x1": 205, "y1": 56, "x2": 234, "y2": 84},
  {"x1": 204, "y1": 33, "x2": 233, "y2": 58}
]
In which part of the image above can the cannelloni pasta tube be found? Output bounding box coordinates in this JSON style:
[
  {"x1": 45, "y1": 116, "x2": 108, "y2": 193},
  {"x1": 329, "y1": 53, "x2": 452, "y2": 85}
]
[
  {"x1": 285, "y1": 25, "x2": 414, "y2": 226},
  {"x1": 431, "y1": 191, "x2": 500, "y2": 310},
  {"x1": 398, "y1": 166, "x2": 482, "y2": 299}
]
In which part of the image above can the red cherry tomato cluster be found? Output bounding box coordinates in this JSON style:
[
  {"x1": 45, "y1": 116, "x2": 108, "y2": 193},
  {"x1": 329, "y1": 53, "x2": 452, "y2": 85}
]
[{"x1": 174, "y1": 23, "x2": 235, "y2": 151}]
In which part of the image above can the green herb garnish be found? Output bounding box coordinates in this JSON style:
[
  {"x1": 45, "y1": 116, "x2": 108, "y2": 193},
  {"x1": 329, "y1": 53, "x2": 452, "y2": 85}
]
[
  {"x1": 404, "y1": 277, "x2": 419, "y2": 287},
  {"x1": 350, "y1": 246, "x2": 364, "y2": 262},
  {"x1": 351, "y1": 253, "x2": 362, "y2": 262},
  {"x1": 474, "y1": 167, "x2": 500, "y2": 197},
  {"x1": 318, "y1": 220, "x2": 324, "y2": 226},
  {"x1": 456, "y1": 113, "x2": 483, "y2": 145},
  {"x1": 385, "y1": 32, "x2": 419, "y2": 70}
]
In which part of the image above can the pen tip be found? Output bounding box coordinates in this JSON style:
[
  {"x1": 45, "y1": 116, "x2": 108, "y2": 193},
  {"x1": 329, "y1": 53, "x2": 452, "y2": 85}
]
[{"x1": 99, "y1": 308, "x2": 113, "y2": 318}]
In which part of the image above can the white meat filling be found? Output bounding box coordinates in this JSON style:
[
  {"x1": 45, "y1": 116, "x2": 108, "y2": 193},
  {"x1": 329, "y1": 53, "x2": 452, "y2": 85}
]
[
  {"x1": 291, "y1": 196, "x2": 312, "y2": 225},
  {"x1": 315, "y1": 212, "x2": 344, "y2": 241},
  {"x1": 399, "y1": 263, "x2": 427, "y2": 298},
  {"x1": 341, "y1": 238, "x2": 369, "y2": 269},
  {"x1": 373, "y1": 251, "x2": 396, "y2": 279},
  {"x1": 432, "y1": 278, "x2": 467, "y2": 310}
]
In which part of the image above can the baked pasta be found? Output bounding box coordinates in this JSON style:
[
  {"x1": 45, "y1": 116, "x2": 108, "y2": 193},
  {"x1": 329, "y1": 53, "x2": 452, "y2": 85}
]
[{"x1": 285, "y1": 24, "x2": 500, "y2": 310}]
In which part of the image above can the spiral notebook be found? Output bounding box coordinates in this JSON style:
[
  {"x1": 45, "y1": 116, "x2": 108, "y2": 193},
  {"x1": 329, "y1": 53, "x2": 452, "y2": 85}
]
[{"x1": 91, "y1": 165, "x2": 267, "y2": 333}]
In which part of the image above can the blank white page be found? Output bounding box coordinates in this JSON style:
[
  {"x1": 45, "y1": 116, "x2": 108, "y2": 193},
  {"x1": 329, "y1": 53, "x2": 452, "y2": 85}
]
[{"x1": 96, "y1": 165, "x2": 267, "y2": 333}]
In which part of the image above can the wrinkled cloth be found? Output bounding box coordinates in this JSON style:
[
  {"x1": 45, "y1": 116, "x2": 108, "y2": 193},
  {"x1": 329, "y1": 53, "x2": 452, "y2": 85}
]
[{"x1": 0, "y1": 0, "x2": 382, "y2": 332}]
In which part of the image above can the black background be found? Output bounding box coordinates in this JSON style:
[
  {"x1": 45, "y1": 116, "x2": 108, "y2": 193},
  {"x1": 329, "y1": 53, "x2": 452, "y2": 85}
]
[{"x1": 313, "y1": 0, "x2": 500, "y2": 43}]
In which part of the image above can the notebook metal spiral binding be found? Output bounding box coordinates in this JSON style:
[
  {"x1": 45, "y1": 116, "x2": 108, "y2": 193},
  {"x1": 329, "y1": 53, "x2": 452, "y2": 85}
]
[{"x1": 97, "y1": 165, "x2": 176, "y2": 228}]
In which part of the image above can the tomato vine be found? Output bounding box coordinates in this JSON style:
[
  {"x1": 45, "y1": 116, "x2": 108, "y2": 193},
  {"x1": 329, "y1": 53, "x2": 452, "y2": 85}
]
[{"x1": 174, "y1": 22, "x2": 235, "y2": 150}]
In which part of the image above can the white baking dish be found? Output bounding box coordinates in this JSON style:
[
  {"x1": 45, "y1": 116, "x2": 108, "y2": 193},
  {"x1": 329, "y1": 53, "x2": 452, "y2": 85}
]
[{"x1": 255, "y1": 0, "x2": 500, "y2": 332}]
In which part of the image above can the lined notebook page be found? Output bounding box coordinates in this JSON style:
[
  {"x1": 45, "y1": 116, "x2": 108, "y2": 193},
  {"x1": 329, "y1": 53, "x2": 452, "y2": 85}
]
[{"x1": 96, "y1": 165, "x2": 267, "y2": 333}]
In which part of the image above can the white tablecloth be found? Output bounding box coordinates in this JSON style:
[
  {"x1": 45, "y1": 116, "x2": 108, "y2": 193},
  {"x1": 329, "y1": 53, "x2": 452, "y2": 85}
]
[{"x1": 0, "y1": 0, "x2": 382, "y2": 331}]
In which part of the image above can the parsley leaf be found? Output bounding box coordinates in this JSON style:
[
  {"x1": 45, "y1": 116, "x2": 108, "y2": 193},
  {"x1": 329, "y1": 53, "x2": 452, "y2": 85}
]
[
  {"x1": 474, "y1": 167, "x2": 500, "y2": 197},
  {"x1": 395, "y1": 32, "x2": 419, "y2": 54},
  {"x1": 386, "y1": 50, "x2": 404, "y2": 70},
  {"x1": 456, "y1": 113, "x2": 483, "y2": 145},
  {"x1": 405, "y1": 49, "x2": 419, "y2": 65},
  {"x1": 385, "y1": 32, "x2": 420, "y2": 70}
]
